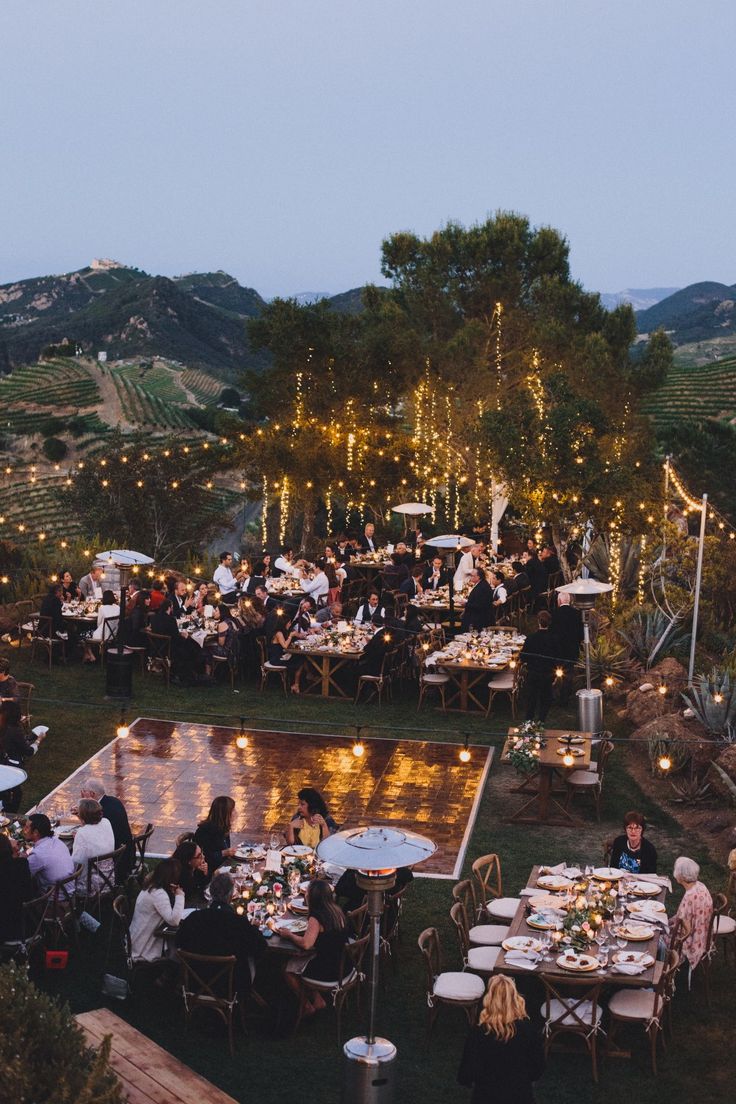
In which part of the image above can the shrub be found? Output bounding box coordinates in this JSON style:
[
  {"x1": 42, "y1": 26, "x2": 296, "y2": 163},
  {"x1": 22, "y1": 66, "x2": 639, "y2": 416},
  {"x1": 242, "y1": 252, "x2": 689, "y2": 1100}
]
[
  {"x1": 42, "y1": 436, "x2": 68, "y2": 461},
  {"x1": 0, "y1": 963, "x2": 124, "y2": 1103},
  {"x1": 40, "y1": 415, "x2": 65, "y2": 438},
  {"x1": 67, "y1": 415, "x2": 88, "y2": 438},
  {"x1": 220, "y1": 386, "x2": 241, "y2": 408}
]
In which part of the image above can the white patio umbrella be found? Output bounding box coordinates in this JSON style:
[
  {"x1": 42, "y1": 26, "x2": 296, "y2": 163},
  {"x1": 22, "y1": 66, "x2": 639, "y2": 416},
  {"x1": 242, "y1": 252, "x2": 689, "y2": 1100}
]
[
  {"x1": 391, "y1": 502, "x2": 433, "y2": 516},
  {"x1": 95, "y1": 550, "x2": 154, "y2": 567},
  {"x1": 0, "y1": 764, "x2": 27, "y2": 790},
  {"x1": 425, "y1": 534, "x2": 475, "y2": 549}
]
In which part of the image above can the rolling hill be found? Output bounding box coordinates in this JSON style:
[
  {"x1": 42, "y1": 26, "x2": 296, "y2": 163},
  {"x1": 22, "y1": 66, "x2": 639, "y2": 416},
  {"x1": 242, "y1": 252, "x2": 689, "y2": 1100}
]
[
  {"x1": 641, "y1": 355, "x2": 736, "y2": 431},
  {"x1": 636, "y1": 281, "x2": 736, "y2": 345}
]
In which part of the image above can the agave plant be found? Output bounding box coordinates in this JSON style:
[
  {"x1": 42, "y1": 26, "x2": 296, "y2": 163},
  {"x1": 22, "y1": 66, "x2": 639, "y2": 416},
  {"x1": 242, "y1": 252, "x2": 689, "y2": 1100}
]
[
  {"x1": 683, "y1": 668, "x2": 736, "y2": 738},
  {"x1": 576, "y1": 633, "x2": 634, "y2": 687},
  {"x1": 617, "y1": 608, "x2": 691, "y2": 670},
  {"x1": 669, "y1": 760, "x2": 712, "y2": 805},
  {"x1": 582, "y1": 533, "x2": 642, "y2": 595},
  {"x1": 646, "y1": 732, "x2": 690, "y2": 776}
]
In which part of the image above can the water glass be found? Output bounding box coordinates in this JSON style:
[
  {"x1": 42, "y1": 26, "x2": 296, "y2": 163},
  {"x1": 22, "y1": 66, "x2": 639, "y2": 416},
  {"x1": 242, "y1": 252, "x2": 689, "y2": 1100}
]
[
  {"x1": 596, "y1": 946, "x2": 609, "y2": 974},
  {"x1": 270, "y1": 832, "x2": 280, "y2": 852}
]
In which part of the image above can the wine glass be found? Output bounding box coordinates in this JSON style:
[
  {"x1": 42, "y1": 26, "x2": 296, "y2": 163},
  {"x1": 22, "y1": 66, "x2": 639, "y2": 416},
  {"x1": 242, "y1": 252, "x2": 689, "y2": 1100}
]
[
  {"x1": 596, "y1": 944, "x2": 609, "y2": 975},
  {"x1": 269, "y1": 831, "x2": 280, "y2": 852}
]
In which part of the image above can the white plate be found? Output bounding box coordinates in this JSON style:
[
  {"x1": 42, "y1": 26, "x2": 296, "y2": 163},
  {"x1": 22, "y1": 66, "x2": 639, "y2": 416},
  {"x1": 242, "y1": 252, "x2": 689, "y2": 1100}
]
[
  {"x1": 613, "y1": 923, "x2": 655, "y2": 942},
  {"x1": 556, "y1": 746, "x2": 583, "y2": 757},
  {"x1": 235, "y1": 846, "x2": 265, "y2": 860},
  {"x1": 627, "y1": 900, "x2": 666, "y2": 915},
  {"x1": 528, "y1": 893, "x2": 564, "y2": 910},
  {"x1": 289, "y1": 896, "x2": 307, "y2": 913},
  {"x1": 557, "y1": 953, "x2": 600, "y2": 972},
  {"x1": 282, "y1": 845, "x2": 313, "y2": 859},
  {"x1": 502, "y1": 936, "x2": 544, "y2": 953},
  {"x1": 612, "y1": 950, "x2": 654, "y2": 966},
  {"x1": 537, "y1": 875, "x2": 574, "y2": 890},
  {"x1": 526, "y1": 913, "x2": 558, "y2": 930},
  {"x1": 279, "y1": 918, "x2": 308, "y2": 934},
  {"x1": 628, "y1": 881, "x2": 661, "y2": 897},
  {"x1": 592, "y1": 867, "x2": 624, "y2": 881}
]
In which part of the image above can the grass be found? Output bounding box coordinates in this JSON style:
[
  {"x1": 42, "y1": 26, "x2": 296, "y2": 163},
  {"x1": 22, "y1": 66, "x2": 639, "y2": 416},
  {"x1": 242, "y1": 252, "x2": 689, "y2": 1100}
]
[{"x1": 4, "y1": 642, "x2": 734, "y2": 1104}]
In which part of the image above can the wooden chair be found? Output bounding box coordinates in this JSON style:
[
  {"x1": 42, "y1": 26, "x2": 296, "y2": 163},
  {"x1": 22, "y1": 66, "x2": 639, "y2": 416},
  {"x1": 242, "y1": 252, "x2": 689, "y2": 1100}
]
[
  {"x1": 30, "y1": 615, "x2": 67, "y2": 668},
  {"x1": 346, "y1": 902, "x2": 369, "y2": 939},
  {"x1": 0, "y1": 887, "x2": 53, "y2": 965},
  {"x1": 143, "y1": 629, "x2": 172, "y2": 687},
  {"x1": 607, "y1": 950, "x2": 680, "y2": 1074},
  {"x1": 693, "y1": 892, "x2": 722, "y2": 1005},
  {"x1": 131, "y1": 823, "x2": 155, "y2": 881},
  {"x1": 13, "y1": 599, "x2": 36, "y2": 648},
  {"x1": 82, "y1": 843, "x2": 127, "y2": 917},
  {"x1": 256, "y1": 636, "x2": 288, "y2": 694},
  {"x1": 109, "y1": 894, "x2": 170, "y2": 994},
  {"x1": 451, "y1": 880, "x2": 510, "y2": 945},
  {"x1": 16, "y1": 681, "x2": 35, "y2": 737},
  {"x1": 471, "y1": 854, "x2": 522, "y2": 924},
  {"x1": 295, "y1": 933, "x2": 370, "y2": 1044},
  {"x1": 417, "y1": 927, "x2": 484, "y2": 1036},
  {"x1": 380, "y1": 882, "x2": 411, "y2": 972},
  {"x1": 177, "y1": 950, "x2": 241, "y2": 1056},
  {"x1": 565, "y1": 739, "x2": 615, "y2": 821},
  {"x1": 485, "y1": 661, "x2": 523, "y2": 718},
  {"x1": 449, "y1": 901, "x2": 501, "y2": 976},
  {"x1": 46, "y1": 865, "x2": 83, "y2": 949},
  {"x1": 354, "y1": 651, "x2": 391, "y2": 706},
  {"x1": 542, "y1": 973, "x2": 604, "y2": 1082},
  {"x1": 417, "y1": 654, "x2": 450, "y2": 711}
]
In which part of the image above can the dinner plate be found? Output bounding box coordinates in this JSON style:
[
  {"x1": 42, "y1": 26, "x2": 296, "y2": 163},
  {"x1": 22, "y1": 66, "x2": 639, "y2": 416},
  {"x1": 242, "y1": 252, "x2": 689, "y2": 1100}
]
[
  {"x1": 235, "y1": 846, "x2": 265, "y2": 860},
  {"x1": 592, "y1": 867, "x2": 624, "y2": 881},
  {"x1": 0, "y1": 816, "x2": 9, "y2": 827},
  {"x1": 280, "y1": 919, "x2": 308, "y2": 934},
  {"x1": 526, "y1": 913, "x2": 558, "y2": 930},
  {"x1": 557, "y1": 953, "x2": 600, "y2": 972},
  {"x1": 628, "y1": 880, "x2": 661, "y2": 897},
  {"x1": 528, "y1": 893, "x2": 563, "y2": 910},
  {"x1": 555, "y1": 746, "x2": 583, "y2": 757},
  {"x1": 537, "y1": 875, "x2": 574, "y2": 891},
  {"x1": 282, "y1": 845, "x2": 313, "y2": 859},
  {"x1": 627, "y1": 899, "x2": 666, "y2": 915},
  {"x1": 612, "y1": 950, "x2": 654, "y2": 967},
  {"x1": 612, "y1": 923, "x2": 655, "y2": 942},
  {"x1": 558, "y1": 734, "x2": 584, "y2": 744},
  {"x1": 289, "y1": 896, "x2": 308, "y2": 914},
  {"x1": 502, "y1": 936, "x2": 544, "y2": 953}
]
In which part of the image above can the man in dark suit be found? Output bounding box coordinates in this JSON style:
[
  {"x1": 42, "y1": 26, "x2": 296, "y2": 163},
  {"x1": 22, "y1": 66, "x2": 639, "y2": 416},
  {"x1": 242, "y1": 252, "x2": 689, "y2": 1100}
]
[
  {"x1": 169, "y1": 579, "x2": 196, "y2": 618},
  {"x1": 355, "y1": 591, "x2": 385, "y2": 626},
  {"x1": 176, "y1": 872, "x2": 268, "y2": 998},
  {"x1": 505, "y1": 562, "x2": 530, "y2": 597},
  {"x1": 399, "y1": 565, "x2": 425, "y2": 599},
  {"x1": 82, "y1": 777, "x2": 134, "y2": 878},
  {"x1": 359, "y1": 523, "x2": 379, "y2": 553},
  {"x1": 460, "y1": 569, "x2": 493, "y2": 631},
  {"x1": 422, "y1": 556, "x2": 450, "y2": 591},
  {"x1": 551, "y1": 592, "x2": 583, "y2": 705},
  {"x1": 520, "y1": 610, "x2": 559, "y2": 721}
]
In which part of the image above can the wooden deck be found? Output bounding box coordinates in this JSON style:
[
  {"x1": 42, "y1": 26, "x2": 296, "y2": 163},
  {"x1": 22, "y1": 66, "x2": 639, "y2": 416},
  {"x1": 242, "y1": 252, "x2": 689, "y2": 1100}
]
[{"x1": 76, "y1": 1008, "x2": 238, "y2": 1104}]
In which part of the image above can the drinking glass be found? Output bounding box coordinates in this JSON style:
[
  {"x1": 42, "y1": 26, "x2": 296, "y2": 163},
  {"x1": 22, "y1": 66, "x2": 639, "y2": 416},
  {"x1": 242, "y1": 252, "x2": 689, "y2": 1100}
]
[
  {"x1": 269, "y1": 832, "x2": 280, "y2": 852},
  {"x1": 596, "y1": 945, "x2": 609, "y2": 975}
]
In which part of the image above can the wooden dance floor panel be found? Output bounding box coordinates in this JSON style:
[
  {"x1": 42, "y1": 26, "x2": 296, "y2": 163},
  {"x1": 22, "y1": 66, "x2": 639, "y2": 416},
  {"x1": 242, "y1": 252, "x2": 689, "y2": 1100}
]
[{"x1": 43, "y1": 718, "x2": 493, "y2": 877}]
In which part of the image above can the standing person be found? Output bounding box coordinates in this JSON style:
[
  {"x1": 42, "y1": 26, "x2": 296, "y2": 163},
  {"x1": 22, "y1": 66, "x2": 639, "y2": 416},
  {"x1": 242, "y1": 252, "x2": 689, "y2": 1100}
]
[
  {"x1": 519, "y1": 611, "x2": 558, "y2": 722},
  {"x1": 0, "y1": 835, "x2": 33, "y2": 941},
  {"x1": 673, "y1": 856, "x2": 714, "y2": 972},
  {"x1": 458, "y1": 975, "x2": 545, "y2": 1104},
  {"x1": 285, "y1": 787, "x2": 338, "y2": 848},
  {"x1": 193, "y1": 796, "x2": 238, "y2": 872},
  {"x1": 454, "y1": 544, "x2": 481, "y2": 592},
  {"x1": 0, "y1": 700, "x2": 42, "y2": 811},
  {"x1": 550, "y1": 591, "x2": 583, "y2": 706},
  {"x1": 460, "y1": 569, "x2": 493, "y2": 631},
  {"x1": 78, "y1": 565, "x2": 104, "y2": 601},
  {"x1": 213, "y1": 551, "x2": 238, "y2": 605},
  {"x1": 81, "y1": 777, "x2": 135, "y2": 880},
  {"x1": 608, "y1": 812, "x2": 658, "y2": 874}
]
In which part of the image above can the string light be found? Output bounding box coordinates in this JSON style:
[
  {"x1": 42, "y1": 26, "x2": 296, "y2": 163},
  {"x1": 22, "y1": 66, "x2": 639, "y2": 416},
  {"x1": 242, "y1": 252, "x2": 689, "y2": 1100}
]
[
  {"x1": 658, "y1": 752, "x2": 672, "y2": 772},
  {"x1": 459, "y1": 736, "x2": 471, "y2": 764},
  {"x1": 236, "y1": 717, "x2": 249, "y2": 749},
  {"x1": 116, "y1": 710, "x2": 129, "y2": 739}
]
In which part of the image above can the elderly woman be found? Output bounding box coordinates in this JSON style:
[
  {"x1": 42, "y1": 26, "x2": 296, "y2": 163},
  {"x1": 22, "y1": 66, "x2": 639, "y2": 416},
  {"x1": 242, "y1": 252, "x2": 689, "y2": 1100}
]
[
  {"x1": 609, "y1": 811, "x2": 658, "y2": 874},
  {"x1": 673, "y1": 856, "x2": 714, "y2": 970},
  {"x1": 71, "y1": 798, "x2": 115, "y2": 895},
  {"x1": 458, "y1": 975, "x2": 545, "y2": 1104}
]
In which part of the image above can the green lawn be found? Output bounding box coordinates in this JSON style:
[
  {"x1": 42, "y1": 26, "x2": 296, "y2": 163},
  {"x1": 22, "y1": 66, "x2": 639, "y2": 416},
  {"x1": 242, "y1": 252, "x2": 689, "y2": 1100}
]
[{"x1": 5, "y1": 643, "x2": 734, "y2": 1104}]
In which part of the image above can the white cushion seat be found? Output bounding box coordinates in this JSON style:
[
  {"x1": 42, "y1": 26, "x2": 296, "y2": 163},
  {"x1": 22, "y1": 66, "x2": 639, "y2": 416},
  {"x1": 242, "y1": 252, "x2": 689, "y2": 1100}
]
[
  {"x1": 486, "y1": 898, "x2": 521, "y2": 922},
  {"x1": 467, "y1": 946, "x2": 501, "y2": 973},
  {"x1": 488, "y1": 673, "x2": 514, "y2": 690},
  {"x1": 566, "y1": 770, "x2": 599, "y2": 786},
  {"x1": 468, "y1": 923, "x2": 510, "y2": 946},
  {"x1": 715, "y1": 915, "x2": 736, "y2": 935},
  {"x1": 608, "y1": 988, "x2": 656, "y2": 1020},
  {"x1": 264, "y1": 662, "x2": 287, "y2": 671},
  {"x1": 306, "y1": 969, "x2": 357, "y2": 990},
  {"x1": 422, "y1": 673, "x2": 450, "y2": 684},
  {"x1": 548, "y1": 998, "x2": 602, "y2": 1028},
  {"x1": 433, "y1": 971, "x2": 485, "y2": 1002}
]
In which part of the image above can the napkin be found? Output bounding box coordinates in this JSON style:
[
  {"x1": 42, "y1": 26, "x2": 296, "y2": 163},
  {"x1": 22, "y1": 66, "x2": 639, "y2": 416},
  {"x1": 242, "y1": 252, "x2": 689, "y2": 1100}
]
[
  {"x1": 611, "y1": 962, "x2": 646, "y2": 975},
  {"x1": 191, "y1": 629, "x2": 207, "y2": 647},
  {"x1": 633, "y1": 873, "x2": 673, "y2": 893},
  {"x1": 505, "y1": 952, "x2": 540, "y2": 970},
  {"x1": 539, "y1": 863, "x2": 565, "y2": 875},
  {"x1": 630, "y1": 905, "x2": 666, "y2": 924}
]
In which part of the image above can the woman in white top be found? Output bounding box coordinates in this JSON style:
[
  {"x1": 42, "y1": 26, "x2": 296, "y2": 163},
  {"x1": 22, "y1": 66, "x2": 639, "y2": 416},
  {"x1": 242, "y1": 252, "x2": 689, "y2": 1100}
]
[
  {"x1": 129, "y1": 858, "x2": 185, "y2": 961},
  {"x1": 300, "y1": 558, "x2": 329, "y2": 603},
  {"x1": 82, "y1": 590, "x2": 120, "y2": 662},
  {"x1": 71, "y1": 799, "x2": 115, "y2": 895}
]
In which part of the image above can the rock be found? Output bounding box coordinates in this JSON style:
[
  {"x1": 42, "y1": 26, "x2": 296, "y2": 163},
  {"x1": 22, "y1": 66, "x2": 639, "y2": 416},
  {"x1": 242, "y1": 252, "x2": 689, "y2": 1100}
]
[
  {"x1": 715, "y1": 744, "x2": 736, "y2": 785},
  {"x1": 639, "y1": 682, "x2": 655, "y2": 692},
  {"x1": 625, "y1": 685, "x2": 672, "y2": 728},
  {"x1": 701, "y1": 814, "x2": 732, "y2": 834},
  {"x1": 629, "y1": 713, "x2": 718, "y2": 772},
  {"x1": 649, "y1": 656, "x2": 689, "y2": 698}
]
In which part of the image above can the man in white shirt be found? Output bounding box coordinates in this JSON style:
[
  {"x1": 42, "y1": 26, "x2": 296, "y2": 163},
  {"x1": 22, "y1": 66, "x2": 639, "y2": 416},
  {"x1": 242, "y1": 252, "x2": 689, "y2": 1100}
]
[
  {"x1": 213, "y1": 552, "x2": 237, "y2": 605},
  {"x1": 300, "y1": 559, "x2": 329, "y2": 604},
  {"x1": 453, "y1": 544, "x2": 481, "y2": 592},
  {"x1": 355, "y1": 590, "x2": 385, "y2": 626},
  {"x1": 274, "y1": 546, "x2": 300, "y2": 577},
  {"x1": 490, "y1": 569, "x2": 508, "y2": 623},
  {"x1": 21, "y1": 814, "x2": 75, "y2": 890},
  {"x1": 78, "y1": 565, "x2": 104, "y2": 601}
]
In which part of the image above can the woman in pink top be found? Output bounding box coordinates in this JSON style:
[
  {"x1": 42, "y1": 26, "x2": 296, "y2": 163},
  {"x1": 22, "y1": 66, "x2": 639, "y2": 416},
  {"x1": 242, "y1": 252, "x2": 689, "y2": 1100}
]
[{"x1": 673, "y1": 856, "x2": 713, "y2": 969}]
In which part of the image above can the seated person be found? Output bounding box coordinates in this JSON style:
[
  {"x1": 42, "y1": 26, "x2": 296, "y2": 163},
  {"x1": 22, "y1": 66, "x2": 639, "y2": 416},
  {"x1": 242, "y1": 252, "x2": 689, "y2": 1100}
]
[
  {"x1": 0, "y1": 834, "x2": 33, "y2": 941},
  {"x1": 673, "y1": 856, "x2": 713, "y2": 970},
  {"x1": 277, "y1": 879, "x2": 349, "y2": 1013},
  {"x1": 193, "y1": 796, "x2": 238, "y2": 872},
  {"x1": 176, "y1": 872, "x2": 268, "y2": 998},
  {"x1": 71, "y1": 799, "x2": 115, "y2": 895},
  {"x1": 58, "y1": 569, "x2": 80, "y2": 602},
  {"x1": 460, "y1": 569, "x2": 493, "y2": 631},
  {"x1": 608, "y1": 811, "x2": 657, "y2": 874},
  {"x1": 505, "y1": 561, "x2": 530, "y2": 597},
  {"x1": 78, "y1": 564, "x2": 104, "y2": 601},
  {"x1": 422, "y1": 556, "x2": 451, "y2": 592},
  {"x1": 300, "y1": 558, "x2": 329, "y2": 605},
  {"x1": 315, "y1": 600, "x2": 343, "y2": 626},
  {"x1": 39, "y1": 584, "x2": 69, "y2": 640},
  {"x1": 273, "y1": 546, "x2": 300, "y2": 577},
  {"x1": 286, "y1": 787, "x2": 339, "y2": 848},
  {"x1": 125, "y1": 588, "x2": 151, "y2": 647},
  {"x1": 204, "y1": 603, "x2": 238, "y2": 676},
  {"x1": 335, "y1": 865, "x2": 413, "y2": 929},
  {"x1": 400, "y1": 564, "x2": 424, "y2": 599},
  {"x1": 264, "y1": 609, "x2": 304, "y2": 693},
  {"x1": 22, "y1": 813, "x2": 74, "y2": 891},
  {"x1": 0, "y1": 657, "x2": 20, "y2": 702},
  {"x1": 172, "y1": 835, "x2": 210, "y2": 904},
  {"x1": 0, "y1": 699, "x2": 43, "y2": 812},
  {"x1": 150, "y1": 597, "x2": 204, "y2": 684},
  {"x1": 80, "y1": 777, "x2": 134, "y2": 881},
  {"x1": 382, "y1": 552, "x2": 410, "y2": 592},
  {"x1": 83, "y1": 589, "x2": 120, "y2": 662},
  {"x1": 355, "y1": 590, "x2": 385, "y2": 627},
  {"x1": 129, "y1": 858, "x2": 185, "y2": 962},
  {"x1": 169, "y1": 578, "x2": 196, "y2": 618},
  {"x1": 148, "y1": 579, "x2": 166, "y2": 610},
  {"x1": 356, "y1": 622, "x2": 395, "y2": 682}
]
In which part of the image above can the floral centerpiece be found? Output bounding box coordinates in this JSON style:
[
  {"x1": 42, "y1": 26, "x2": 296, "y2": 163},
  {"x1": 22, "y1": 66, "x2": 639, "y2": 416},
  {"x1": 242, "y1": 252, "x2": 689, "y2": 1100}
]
[
  {"x1": 507, "y1": 722, "x2": 546, "y2": 775},
  {"x1": 559, "y1": 879, "x2": 616, "y2": 950}
]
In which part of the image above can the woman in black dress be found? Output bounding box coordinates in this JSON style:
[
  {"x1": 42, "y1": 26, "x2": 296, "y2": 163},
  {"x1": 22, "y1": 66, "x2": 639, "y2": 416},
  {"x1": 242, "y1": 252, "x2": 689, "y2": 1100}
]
[
  {"x1": 0, "y1": 835, "x2": 33, "y2": 941},
  {"x1": 193, "y1": 796, "x2": 238, "y2": 872},
  {"x1": 458, "y1": 975, "x2": 545, "y2": 1104},
  {"x1": 278, "y1": 879, "x2": 349, "y2": 1013},
  {"x1": 171, "y1": 836, "x2": 210, "y2": 904},
  {"x1": 0, "y1": 699, "x2": 38, "y2": 812}
]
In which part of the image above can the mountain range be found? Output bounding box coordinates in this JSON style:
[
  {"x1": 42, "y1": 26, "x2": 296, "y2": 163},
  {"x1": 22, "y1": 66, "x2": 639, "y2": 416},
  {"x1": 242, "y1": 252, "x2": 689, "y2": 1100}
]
[
  {"x1": 599, "y1": 287, "x2": 680, "y2": 312},
  {"x1": 635, "y1": 281, "x2": 736, "y2": 345}
]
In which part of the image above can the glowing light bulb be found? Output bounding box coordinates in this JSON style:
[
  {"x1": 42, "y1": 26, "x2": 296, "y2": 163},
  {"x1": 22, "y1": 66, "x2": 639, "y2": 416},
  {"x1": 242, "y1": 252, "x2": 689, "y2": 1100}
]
[
  {"x1": 236, "y1": 734, "x2": 248, "y2": 750},
  {"x1": 658, "y1": 754, "x2": 672, "y2": 772},
  {"x1": 714, "y1": 693, "x2": 724, "y2": 704},
  {"x1": 562, "y1": 751, "x2": 575, "y2": 768},
  {"x1": 459, "y1": 746, "x2": 471, "y2": 764},
  {"x1": 352, "y1": 740, "x2": 365, "y2": 758},
  {"x1": 116, "y1": 722, "x2": 129, "y2": 739},
  {"x1": 658, "y1": 685, "x2": 667, "y2": 696},
  {"x1": 604, "y1": 675, "x2": 614, "y2": 688},
  {"x1": 554, "y1": 666, "x2": 564, "y2": 679}
]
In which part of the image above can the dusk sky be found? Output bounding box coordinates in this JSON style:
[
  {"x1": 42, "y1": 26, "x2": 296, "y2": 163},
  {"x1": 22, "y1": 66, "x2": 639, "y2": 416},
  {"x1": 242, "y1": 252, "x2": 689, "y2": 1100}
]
[{"x1": 2, "y1": 0, "x2": 734, "y2": 298}]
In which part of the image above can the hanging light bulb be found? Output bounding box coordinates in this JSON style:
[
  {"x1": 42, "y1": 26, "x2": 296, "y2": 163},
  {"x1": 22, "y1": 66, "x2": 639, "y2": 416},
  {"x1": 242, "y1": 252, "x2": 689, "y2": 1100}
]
[
  {"x1": 116, "y1": 710, "x2": 129, "y2": 739},
  {"x1": 562, "y1": 750, "x2": 575, "y2": 768},
  {"x1": 352, "y1": 730, "x2": 365, "y2": 757},
  {"x1": 459, "y1": 736, "x2": 471, "y2": 764},
  {"x1": 604, "y1": 675, "x2": 614, "y2": 688},
  {"x1": 658, "y1": 685, "x2": 667, "y2": 697},
  {"x1": 554, "y1": 666, "x2": 564, "y2": 679},
  {"x1": 658, "y1": 752, "x2": 672, "y2": 772},
  {"x1": 714, "y1": 693, "x2": 724, "y2": 704},
  {"x1": 236, "y1": 717, "x2": 249, "y2": 750}
]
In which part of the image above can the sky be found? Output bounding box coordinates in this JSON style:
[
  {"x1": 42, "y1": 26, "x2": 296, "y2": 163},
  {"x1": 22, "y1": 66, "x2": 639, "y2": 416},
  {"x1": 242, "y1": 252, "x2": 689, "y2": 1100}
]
[{"x1": 2, "y1": 0, "x2": 734, "y2": 298}]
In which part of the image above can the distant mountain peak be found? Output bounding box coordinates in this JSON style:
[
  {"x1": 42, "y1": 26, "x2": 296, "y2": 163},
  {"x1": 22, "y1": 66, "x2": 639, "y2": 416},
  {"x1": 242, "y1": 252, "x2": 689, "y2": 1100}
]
[
  {"x1": 600, "y1": 287, "x2": 680, "y2": 312},
  {"x1": 90, "y1": 258, "x2": 127, "y2": 271}
]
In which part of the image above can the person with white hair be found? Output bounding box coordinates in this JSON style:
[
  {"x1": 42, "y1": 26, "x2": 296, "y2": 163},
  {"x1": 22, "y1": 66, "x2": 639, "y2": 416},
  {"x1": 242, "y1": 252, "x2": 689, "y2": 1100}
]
[
  {"x1": 453, "y1": 543, "x2": 481, "y2": 592},
  {"x1": 80, "y1": 776, "x2": 134, "y2": 878},
  {"x1": 673, "y1": 856, "x2": 714, "y2": 969},
  {"x1": 550, "y1": 590, "x2": 583, "y2": 706}
]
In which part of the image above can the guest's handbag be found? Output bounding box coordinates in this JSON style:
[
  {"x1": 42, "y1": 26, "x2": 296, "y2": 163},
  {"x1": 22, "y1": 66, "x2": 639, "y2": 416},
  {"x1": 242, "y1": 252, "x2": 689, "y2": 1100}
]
[{"x1": 102, "y1": 973, "x2": 129, "y2": 1000}]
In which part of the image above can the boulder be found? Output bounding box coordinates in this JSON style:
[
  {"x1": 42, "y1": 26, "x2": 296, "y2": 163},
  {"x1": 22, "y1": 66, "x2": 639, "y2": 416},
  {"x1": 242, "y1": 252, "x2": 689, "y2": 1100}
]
[
  {"x1": 649, "y1": 656, "x2": 689, "y2": 698},
  {"x1": 629, "y1": 713, "x2": 718, "y2": 773},
  {"x1": 625, "y1": 685, "x2": 672, "y2": 728},
  {"x1": 715, "y1": 744, "x2": 736, "y2": 787}
]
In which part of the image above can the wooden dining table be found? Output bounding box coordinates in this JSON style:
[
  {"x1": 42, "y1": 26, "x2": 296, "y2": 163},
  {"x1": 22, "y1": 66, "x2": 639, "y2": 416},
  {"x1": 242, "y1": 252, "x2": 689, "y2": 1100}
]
[
  {"x1": 284, "y1": 643, "x2": 363, "y2": 698},
  {"x1": 500, "y1": 727, "x2": 594, "y2": 825},
  {"x1": 495, "y1": 864, "x2": 666, "y2": 993}
]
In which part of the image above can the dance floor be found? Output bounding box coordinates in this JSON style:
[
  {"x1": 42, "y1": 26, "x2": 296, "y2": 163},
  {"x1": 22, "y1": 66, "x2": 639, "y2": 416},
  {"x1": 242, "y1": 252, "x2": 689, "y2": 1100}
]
[{"x1": 42, "y1": 717, "x2": 493, "y2": 877}]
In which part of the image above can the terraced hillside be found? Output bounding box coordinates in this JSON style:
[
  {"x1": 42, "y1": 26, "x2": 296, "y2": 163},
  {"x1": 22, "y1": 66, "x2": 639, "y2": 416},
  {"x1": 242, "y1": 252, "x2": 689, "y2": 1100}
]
[
  {"x1": 0, "y1": 475, "x2": 86, "y2": 544},
  {"x1": 642, "y1": 356, "x2": 736, "y2": 430},
  {"x1": 0, "y1": 359, "x2": 100, "y2": 410}
]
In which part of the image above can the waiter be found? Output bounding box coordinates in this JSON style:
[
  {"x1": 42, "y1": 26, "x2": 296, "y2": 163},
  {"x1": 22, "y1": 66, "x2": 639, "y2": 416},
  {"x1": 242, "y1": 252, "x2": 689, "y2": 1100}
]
[{"x1": 213, "y1": 551, "x2": 238, "y2": 606}]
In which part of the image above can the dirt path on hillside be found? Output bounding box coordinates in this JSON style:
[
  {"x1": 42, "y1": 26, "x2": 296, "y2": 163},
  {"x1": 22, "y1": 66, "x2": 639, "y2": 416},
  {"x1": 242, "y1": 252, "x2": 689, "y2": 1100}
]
[{"x1": 88, "y1": 361, "x2": 135, "y2": 431}]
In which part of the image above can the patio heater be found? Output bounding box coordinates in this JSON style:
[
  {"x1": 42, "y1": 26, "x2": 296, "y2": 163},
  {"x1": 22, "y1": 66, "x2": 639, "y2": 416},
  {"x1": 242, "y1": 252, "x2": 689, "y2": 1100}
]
[
  {"x1": 317, "y1": 826, "x2": 436, "y2": 1104},
  {"x1": 98, "y1": 549, "x2": 154, "y2": 700},
  {"x1": 556, "y1": 578, "x2": 613, "y2": 735}
]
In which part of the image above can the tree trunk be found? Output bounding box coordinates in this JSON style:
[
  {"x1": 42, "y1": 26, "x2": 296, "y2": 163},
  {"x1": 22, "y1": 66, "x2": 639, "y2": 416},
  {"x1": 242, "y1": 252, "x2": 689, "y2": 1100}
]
[
  {"x1": 300, "y1": 492, "x2": 316, "y2": 555},
  {"x1": 551, "y1": 522, "x2": 573, "y2": 583}
]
